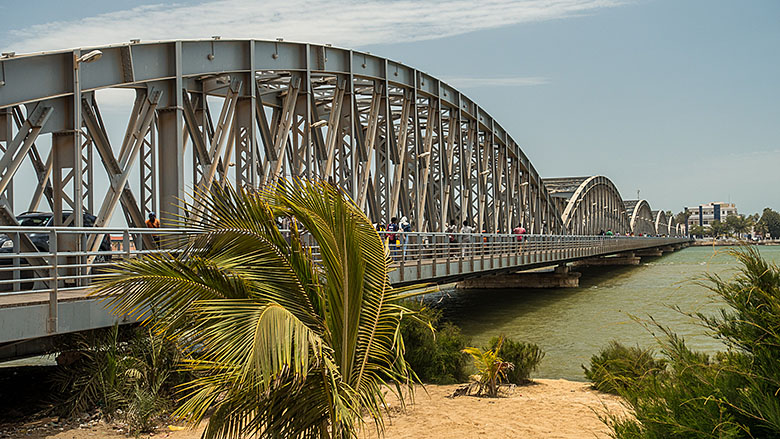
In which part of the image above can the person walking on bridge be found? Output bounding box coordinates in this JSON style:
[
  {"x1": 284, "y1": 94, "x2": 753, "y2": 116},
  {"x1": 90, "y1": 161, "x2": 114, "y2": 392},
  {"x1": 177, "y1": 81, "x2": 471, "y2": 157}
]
[
  {"x1": 460, "y1": 220, "x2": 474, "y2": 256},
  {"x1": 145, "y1": 211, "x2": 160, "y2": 248},
  {"x1": 446, "y1": 220, "x2": 458, "y2": 256},
  {"x1": 387, "y1": 217, "x2": 401, "y2": 260},
  {"x1": 512, "y1": 224, "x2": 526, "y2": 242},
  {"x1": 400, "y1": 216, "x2": 412, "y2": 260}
]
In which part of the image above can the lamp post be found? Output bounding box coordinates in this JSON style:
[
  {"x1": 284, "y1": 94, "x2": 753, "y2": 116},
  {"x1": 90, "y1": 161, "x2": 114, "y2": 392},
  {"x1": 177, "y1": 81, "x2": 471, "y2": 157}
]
[{"x1": 71, "y1": 50, "x2": 103, "y2": 227}]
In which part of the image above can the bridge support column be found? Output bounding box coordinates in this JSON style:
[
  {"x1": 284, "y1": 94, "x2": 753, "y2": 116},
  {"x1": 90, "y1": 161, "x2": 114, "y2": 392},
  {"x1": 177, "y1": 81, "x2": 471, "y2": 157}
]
[
  {"x1": 660, "y1": 245, "x2": 675, "y2": 253},
  {"x1": 456, "y1": 266, "x2": 581, "y2": 289},
  {"x1": 635, "y1": 248, "x2": 663, "y2": 257},
  {"x1": 573, "y1": 252, "x2": 640, "y2": 266}
]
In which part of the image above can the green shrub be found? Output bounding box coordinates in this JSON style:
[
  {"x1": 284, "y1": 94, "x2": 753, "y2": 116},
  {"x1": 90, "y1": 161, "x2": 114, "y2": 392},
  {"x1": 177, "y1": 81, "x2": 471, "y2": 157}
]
[
  {"x1": 52, "y1": 325, "x2": 189, "y2": 434},
  {"x1": 487, "y1": 336, "x2": 544, "y2": 384},
  {"x1": 400, "y1": 301, "x2": 470, "y2": 384},
  {"x1": 600, "y1": 247, "x2": 780, "y2": 438},
  {"x1": 462, "y1": 338, "x2": 513, "y2": 397},
  {"x1": 582, "y1": 341, "x2": 666, "y2": 394}
]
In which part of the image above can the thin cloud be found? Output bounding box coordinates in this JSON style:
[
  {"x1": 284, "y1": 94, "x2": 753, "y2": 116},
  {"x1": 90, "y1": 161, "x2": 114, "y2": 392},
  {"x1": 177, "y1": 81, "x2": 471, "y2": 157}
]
[
  {"x1": 3, "y1": 0, "x2": 625, "y2": 53},
  {"x1": 443, "y1": 76, "x2": 550, "y2": 87}
]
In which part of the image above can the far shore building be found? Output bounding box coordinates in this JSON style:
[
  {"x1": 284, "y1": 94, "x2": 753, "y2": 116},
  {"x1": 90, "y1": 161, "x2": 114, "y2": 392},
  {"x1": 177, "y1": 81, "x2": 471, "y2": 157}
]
[{"x1": 686, "y1": 202, "x2": 738, "y2": 230}]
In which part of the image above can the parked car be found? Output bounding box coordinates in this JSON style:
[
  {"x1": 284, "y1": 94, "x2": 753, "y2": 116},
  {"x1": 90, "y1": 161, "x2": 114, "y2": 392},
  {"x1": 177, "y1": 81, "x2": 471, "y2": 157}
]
[{"x1": 0, "y1": 211, "x2": 111, "y2": 255}]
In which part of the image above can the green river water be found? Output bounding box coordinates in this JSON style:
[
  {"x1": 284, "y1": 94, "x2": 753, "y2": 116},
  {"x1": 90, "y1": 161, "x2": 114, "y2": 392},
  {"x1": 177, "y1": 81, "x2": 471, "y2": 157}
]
[{"x1": 433, "y1": 246, "x2": 780, "y2": 382}]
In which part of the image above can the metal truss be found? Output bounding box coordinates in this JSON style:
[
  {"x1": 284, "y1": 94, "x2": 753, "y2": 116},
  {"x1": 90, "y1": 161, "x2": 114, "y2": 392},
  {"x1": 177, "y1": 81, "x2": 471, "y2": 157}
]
[
  {"x1": 624, "y1": 200, "x2": 656, "y2": 236},
  {"x1": 543, "y1": 176, "x2": 632, "y2": 235},
  {"x1": 653, "y1": 210, "x2": 670, "y2": 236},
  {"x1": 0, "y1": 39, "x2": 683, "y2": 246}
]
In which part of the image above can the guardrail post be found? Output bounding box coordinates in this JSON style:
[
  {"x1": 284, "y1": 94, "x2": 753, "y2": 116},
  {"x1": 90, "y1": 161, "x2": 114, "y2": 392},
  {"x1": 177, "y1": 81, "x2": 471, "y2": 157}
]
[
  {"x1": 47, "y1": 230, "x2": 58, "y2": 334},
  {"x1": 12, "y1": 232, "x2": 20, "y2": 292},
  {"x1": 123, "y1": 230, "x2": 131, "y2": 259}
]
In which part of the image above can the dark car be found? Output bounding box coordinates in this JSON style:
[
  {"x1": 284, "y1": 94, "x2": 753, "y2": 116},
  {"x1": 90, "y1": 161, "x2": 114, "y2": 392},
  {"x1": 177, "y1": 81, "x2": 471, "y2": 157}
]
[{"x1": 0, "y1": 211, "x2": 111, "y2": 255}]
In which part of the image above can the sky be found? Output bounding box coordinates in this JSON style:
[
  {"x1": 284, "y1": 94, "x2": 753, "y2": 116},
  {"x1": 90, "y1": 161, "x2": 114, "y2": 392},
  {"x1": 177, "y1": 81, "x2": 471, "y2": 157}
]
[{"x1": 1, "y1": 0, "x2": 778, "y2": 215}]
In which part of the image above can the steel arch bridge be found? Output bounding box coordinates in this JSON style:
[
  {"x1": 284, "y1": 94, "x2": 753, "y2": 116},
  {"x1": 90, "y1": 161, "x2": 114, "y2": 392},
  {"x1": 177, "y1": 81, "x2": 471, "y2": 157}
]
[
  {"x1": 0, "y1": 39, "x2": 680, "y2": 246},
  {"x1": 543, "y1": 176, "x2": 632, "y2": 235},
  {"x1": 623, "y1": 200, "x2": 656, "y2": 236},
  {"x1": 0, "y1": 38, "x2": 570, "y2": 243}
]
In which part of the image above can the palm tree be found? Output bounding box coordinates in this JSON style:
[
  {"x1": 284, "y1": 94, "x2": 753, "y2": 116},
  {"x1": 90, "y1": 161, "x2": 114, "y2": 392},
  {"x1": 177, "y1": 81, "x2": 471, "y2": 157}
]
[{"x1": 91, "y1": 180, "x2": 420, "y2": 439}]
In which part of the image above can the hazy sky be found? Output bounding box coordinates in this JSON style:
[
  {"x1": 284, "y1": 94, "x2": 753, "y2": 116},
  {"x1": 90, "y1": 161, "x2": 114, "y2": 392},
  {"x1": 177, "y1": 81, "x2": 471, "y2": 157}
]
[{"x1": 1, "y1": 0, "x2": 778, "y2": 215}]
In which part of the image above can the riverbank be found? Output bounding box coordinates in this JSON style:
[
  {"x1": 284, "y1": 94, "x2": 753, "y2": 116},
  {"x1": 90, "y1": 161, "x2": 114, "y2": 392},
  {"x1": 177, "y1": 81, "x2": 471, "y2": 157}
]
[
  {"x1": 0, "y1": 379, "x2": 626, "y2": 439},
  {"x1": 690, "y1": 238, "x2": 780, "y2": 246}
]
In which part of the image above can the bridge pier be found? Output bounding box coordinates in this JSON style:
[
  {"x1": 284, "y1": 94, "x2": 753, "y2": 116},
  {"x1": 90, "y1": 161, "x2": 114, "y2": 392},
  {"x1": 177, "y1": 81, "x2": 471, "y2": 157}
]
[
  {"x1": 660, "y1": 245, "x2": 676, "y2": 253},
  {"x1": 635, "y1": 248, "x2": 663, "y2": 257},
  {"x1": 573, "y1": 252, "x2": 640, "y2": 267},
  {"x1": 456, "y1": 265, "x2": 581, "y2": 289}
]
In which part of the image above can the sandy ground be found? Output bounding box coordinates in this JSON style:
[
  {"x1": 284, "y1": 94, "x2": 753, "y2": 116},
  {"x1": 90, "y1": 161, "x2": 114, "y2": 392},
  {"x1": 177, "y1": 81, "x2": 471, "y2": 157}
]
[{"x1": 0, "y1": 380, "x2": 627, "y2": 439}]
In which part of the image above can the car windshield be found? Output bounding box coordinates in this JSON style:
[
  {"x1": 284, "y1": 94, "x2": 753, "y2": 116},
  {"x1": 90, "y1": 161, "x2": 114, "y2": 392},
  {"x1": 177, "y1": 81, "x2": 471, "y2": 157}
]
[{"x1": 18, "y1": 216, "x2": 50, "y2": 227}]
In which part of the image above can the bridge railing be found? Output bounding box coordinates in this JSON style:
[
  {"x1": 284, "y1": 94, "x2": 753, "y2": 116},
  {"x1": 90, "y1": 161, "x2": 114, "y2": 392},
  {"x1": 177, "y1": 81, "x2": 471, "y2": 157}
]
[
  {"x1": 372, "y1": 231, "x2": 686, "y2": 283},
  {"x1": 0, "y1": 226, "x2": 688, "y2": 299}
]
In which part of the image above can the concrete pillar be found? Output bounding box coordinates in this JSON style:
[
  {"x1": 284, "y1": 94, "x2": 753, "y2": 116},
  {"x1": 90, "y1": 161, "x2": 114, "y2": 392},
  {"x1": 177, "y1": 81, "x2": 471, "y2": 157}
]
[
  {"x1": 635, "y1": 248, "x2": 663, "y2": 257},
  {"x1": 573, "y1": 252, "x2": 640, "y2": 266},
  {"x1": 456, "y1": 268, "x2": 581, "y2": 289}
]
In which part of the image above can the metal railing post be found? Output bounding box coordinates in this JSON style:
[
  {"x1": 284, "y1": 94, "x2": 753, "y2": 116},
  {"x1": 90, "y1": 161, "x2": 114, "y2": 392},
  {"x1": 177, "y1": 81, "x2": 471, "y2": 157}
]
[
  {"x1": 123, "y1": 230, "x2": 131, "y2": 259},
  {"x1": 12, "y1": 232, "x2": 20, "y2": 292},
  {"x1": 47, "y1": 229, "x2": 58, "y2": 334}
]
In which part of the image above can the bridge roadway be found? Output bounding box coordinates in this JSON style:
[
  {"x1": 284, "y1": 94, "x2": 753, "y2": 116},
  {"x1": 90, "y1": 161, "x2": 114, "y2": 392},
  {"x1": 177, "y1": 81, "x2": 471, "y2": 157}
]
[{"x1": 0, "y1": 226, "x2": 689, "y2": 360}]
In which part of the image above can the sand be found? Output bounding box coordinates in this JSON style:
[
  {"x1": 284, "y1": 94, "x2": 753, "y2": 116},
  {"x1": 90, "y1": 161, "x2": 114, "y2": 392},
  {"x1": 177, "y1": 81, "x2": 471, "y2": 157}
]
[
  {"x1": 360, "y1": 379, "x2": 627, "y2": 439},
  {"x1": 0, "y1": 380, "x2": 627, "y2": 439}
]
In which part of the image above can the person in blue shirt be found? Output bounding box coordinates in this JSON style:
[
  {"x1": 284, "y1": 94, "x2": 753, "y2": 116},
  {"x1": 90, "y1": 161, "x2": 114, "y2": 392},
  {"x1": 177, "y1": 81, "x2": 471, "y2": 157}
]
[{"x1": 387, "y1": 217, "x2": 401, "y2": 259}]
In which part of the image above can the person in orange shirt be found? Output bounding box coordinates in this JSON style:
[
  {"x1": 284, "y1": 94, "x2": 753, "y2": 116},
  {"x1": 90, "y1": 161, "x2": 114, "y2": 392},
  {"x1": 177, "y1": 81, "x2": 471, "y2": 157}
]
[
  {"x1": 145, "y1": 212, "x2": 160, "y2": 228},
  {"x1": 145, "y1": 212, "x2": 160, "y2": 247}
]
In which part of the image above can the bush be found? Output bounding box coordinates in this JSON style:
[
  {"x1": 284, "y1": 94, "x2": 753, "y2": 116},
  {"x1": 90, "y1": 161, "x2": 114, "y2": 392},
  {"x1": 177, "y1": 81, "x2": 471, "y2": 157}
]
[
  {"x1": 487, "y1": 336, "x2": 544, "y2": 384},
  {"x1": 582, "y1": 341, "x2": 666, "y2": 394},
  {"x1": 400, "y1": 301, "x2": 470, "y2": 384},
  {"x1": 52, "y1": 325, "x2": 189, "y2": 434},
  {"x1": 462, "y1": 338, "x2": 513, "y2": 397},
  {"x1": 600, "y1": 247, "x2": 780, "y2": 438}
]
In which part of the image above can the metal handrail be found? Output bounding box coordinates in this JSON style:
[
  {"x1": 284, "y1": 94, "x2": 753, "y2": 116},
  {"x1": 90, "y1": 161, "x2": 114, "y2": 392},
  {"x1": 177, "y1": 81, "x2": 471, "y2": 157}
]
[{"x1": 0, "y1": 225, "x2": 689, "y2": 335}]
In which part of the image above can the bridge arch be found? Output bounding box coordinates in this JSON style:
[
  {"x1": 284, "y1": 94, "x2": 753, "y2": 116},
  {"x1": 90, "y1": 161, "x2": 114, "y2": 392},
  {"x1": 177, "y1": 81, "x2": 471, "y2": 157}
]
[
  {"x1": 623, "y1": 200, "x2": 655, "y2": 236},
  {"x1": 542, "y1": 176, "x2": 631, "y2": 235},
  {"x1": 653, "y1": 210, "x2": 668, "y2": 236},
  {"x1": 0, "y1": 39, "x2": 565, "y2": 238}
]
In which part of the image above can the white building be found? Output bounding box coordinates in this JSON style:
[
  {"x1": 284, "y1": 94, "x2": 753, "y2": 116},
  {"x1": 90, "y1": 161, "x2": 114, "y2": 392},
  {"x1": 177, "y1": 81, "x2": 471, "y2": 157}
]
[{"x1": 686, "y1": 202, "x2": 738, "y2": 229}]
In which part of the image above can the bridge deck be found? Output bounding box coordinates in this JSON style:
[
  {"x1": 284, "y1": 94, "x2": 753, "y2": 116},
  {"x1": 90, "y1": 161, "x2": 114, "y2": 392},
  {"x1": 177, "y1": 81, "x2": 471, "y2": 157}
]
[{"x1": 0, "y1": 227, "x2": 689, "y2": 357}]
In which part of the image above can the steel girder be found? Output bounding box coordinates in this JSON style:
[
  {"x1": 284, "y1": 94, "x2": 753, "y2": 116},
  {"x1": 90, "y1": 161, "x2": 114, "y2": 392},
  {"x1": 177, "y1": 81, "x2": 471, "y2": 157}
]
[
  {"x1": 0, "y1": 39, "x2": 567, "y2": 234},
  {"x1": 543, "y1": 176, "x2": 631, "y2": 235}
]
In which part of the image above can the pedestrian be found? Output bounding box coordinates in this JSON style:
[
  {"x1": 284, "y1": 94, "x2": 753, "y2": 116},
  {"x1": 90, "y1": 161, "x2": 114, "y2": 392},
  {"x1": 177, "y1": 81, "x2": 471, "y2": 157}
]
[
  {"x1": 460, "y1": 220, "x2": 474, "y2": 256},
  {"x1": 512, "y1": 223, "x2": 526, "y2": 242},
  {"x1": 145, "y1": 211, "x2": 160, "y2": 248},
  {"x1": 400, "y1": 216, "x2": 412, "y2": 260},
  {"x1": 446, "y1": 219, "x2": 458, "y2": 255},
  {"x1": 387, "y1": 217, "x2": 400, "y2": 260}
]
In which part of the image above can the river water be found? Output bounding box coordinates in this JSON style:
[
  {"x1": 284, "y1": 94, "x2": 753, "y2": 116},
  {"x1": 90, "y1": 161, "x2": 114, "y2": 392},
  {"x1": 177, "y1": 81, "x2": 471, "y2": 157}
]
[{"x1": 433, "y1": 246, "x2": 780, "y2": 382}]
